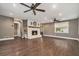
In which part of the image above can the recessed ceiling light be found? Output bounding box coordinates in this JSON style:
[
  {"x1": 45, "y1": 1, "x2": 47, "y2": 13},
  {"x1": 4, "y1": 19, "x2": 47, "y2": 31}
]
[
  {"x1": 58, "y1": 13, "x2": 62, "y2": 16},
  {"x1": 52, "y1": 4, "x2": 57, "y2": 9},
  {"x1": 13, "y1": 3, "x2": 16, "y2": 7},
  {"x1": 9, "y1": 13, "x2": 13, "y2": 16}
]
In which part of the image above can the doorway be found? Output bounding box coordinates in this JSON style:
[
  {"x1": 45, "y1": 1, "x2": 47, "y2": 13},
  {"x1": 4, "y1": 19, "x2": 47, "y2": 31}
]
[
  {"x1": 14, "y1": 23, "x2": 18, "y2": 36},
  {"x1": 14, "y1": 22, "x2": 21, "y2": 37}
]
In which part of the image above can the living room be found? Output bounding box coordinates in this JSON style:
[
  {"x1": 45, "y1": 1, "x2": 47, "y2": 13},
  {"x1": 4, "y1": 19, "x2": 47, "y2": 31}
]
[{"x1": 0, "y1": 3, "x2": 79, "y2": 56}]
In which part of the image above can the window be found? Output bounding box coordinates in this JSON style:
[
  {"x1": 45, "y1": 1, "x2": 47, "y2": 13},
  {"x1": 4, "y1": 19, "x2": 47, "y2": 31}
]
[{"x1": 55, "y1": 22, "x2": 69, "y2": 33}]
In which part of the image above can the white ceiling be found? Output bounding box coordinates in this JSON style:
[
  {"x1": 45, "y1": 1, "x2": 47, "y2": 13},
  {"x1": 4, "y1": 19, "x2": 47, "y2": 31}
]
[{"x1": 0, "y1": 3, "x2": 79, "y2": 23}]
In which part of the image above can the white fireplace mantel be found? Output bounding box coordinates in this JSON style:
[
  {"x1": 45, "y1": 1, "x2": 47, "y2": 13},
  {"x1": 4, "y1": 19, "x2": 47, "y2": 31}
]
[{"x1": 24, "y1": 20, "x2": 42, "y2": 39}]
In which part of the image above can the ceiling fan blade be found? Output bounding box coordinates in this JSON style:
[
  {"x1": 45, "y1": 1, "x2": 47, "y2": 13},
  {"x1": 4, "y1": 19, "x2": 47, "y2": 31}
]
[
  {"x1": 34, "y1": 3, "x2": 41, "y2": 8},
  {"x1": 24, "y1": 9, "x2": 31, "y2": 13},
  {"x1": 36, "y1": 9, "x2": 45, "y2": 12},
  {"x1": 20, "y1": 3, "x2": 31, "y2": 8},
  {"x1": 33, "y1": 10, "x2": 36, "y2": 15}
]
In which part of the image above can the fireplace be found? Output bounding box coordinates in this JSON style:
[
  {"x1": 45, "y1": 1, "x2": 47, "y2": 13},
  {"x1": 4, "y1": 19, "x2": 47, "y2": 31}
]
[{"x1": 32, "y1": 30, "x2": 38, "y2": 35}]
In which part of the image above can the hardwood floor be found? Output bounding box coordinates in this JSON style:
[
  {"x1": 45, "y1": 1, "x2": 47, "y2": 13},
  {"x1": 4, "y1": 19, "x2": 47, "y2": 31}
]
[{"x1": 0, "y1": 36, "x2": 79, "y2": 56}]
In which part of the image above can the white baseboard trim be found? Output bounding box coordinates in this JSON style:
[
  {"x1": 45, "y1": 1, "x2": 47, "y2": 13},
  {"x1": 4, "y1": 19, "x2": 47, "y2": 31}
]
[
  {"x1": 28, "y1": 35, "x2": 42, "y2": 39},
  {"x1": 0, "y1": 37, "x2": 14, "y2": 41},
  {"x1": 44, "y1": 35, "x2": 79, "y2": 41}
]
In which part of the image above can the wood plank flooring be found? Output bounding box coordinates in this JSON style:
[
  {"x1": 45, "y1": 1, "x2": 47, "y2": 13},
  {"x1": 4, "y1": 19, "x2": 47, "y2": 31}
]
[{"x1": 0, "y1": 36, "x2": 79, "y2": 56}]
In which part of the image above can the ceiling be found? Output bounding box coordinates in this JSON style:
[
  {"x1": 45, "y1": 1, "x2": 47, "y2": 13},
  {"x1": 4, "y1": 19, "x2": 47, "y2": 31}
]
[{"x1": 0, "y1": 3, "x2": 79, "y2": 23}]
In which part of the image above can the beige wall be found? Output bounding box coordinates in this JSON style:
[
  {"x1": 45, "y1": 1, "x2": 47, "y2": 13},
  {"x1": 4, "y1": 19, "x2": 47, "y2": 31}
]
[
  {"x1": 41, "y1": 23, "x2": 54, "y2": 35},
  {"x1": 41, "y1": 19, "x2": 79, "y2": 38},
  {"x1": 78, "y1": 19, "x2": 79, "y2": 34},
  {"x1": 0, "y1": 15, "x2": 14, "y2": 39}
]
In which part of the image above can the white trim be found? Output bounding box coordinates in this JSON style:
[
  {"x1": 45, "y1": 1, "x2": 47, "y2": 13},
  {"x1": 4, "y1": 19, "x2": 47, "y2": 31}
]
[
  {"x1": 44, "y1": 35, "x2": 79, "y2": 41},
  {"x1": 0, "y1": 37, "x2": 14, "y2": 41}
]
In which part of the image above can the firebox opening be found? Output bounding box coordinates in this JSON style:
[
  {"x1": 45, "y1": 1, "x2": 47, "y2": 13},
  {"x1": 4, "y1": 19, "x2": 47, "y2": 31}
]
[{"x1": 32, "y1": 31, "x2": 38, "y2": 35}]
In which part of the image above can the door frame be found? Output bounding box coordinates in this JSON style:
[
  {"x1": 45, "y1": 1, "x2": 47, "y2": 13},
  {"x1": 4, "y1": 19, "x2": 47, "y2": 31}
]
[{"x1": 14, "y1": 22, "x2": 21, "y2": 37}]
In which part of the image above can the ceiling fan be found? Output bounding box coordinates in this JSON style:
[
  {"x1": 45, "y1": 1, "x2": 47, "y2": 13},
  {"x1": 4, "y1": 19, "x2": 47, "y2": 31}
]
[
  {"x1": 20, "y1": 3, "x2": 45, "y2": 15},
  {"x1": 51, "y1": 18, "x2": 61, "y2": 23}
]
